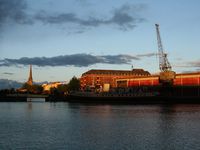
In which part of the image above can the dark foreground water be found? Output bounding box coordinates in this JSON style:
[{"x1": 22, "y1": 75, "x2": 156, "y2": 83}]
[{"x1": 0, "y1": 102, "x2": 200, "y2": 150}]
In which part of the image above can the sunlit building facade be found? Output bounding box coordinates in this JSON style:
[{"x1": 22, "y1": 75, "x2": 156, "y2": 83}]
[
  {"x1": 116, "y1": 72, "x2": 200, "y2": 87},
  {"x1": 80, "y1": 69, "x2": 150, "y2": 90},
  {"x1": 42, "y1": 82, "x2": 63, "y2": 92}
]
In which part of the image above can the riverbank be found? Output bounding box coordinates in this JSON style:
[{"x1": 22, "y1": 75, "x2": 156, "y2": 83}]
[
  {"x1": 67, "y1": 94, "x2": 200, "y2": 104},
  {"x1": 1, "y1": 85, "x2": 200, "y2": 103},
  {"x1": 1, "y1": 94, "x2": 200, "y2": 104},
  {"x1": 0, "y1": 94, "x2": 48, "y2": 102}
]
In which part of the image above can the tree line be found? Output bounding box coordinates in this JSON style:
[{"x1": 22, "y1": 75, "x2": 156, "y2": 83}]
[{"x1": 0, "y1": 76, "x2": 80, "y2": 96}]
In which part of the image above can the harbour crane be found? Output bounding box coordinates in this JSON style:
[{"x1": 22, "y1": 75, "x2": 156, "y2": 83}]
[{"x1": 155, "y1": 24, "x2": 175, "y2": 85}]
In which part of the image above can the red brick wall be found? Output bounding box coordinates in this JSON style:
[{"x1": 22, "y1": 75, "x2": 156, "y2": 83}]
[
  {"x1": 174, "y1": 74, "x2": 200, "y2": 86},
  {"x1": 81, "y1": 72, "x2": 200, "y2": 89},
  {"x1": 127, "y1": 73, "x2": 200, "y2": 87},
  {"x1": 80, "y1": 74, "x2": 146, "y2": 89},
  {"x1": 128, "y1": 77, "x2": 159, "y2": 87}
]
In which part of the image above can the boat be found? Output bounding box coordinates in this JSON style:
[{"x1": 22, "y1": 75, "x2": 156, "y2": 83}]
[
  {"x1": 68, "y1": 91, "x2": 150, "y2": 103},
  {"x1": 27, "y1": 97, "x2": 46, "y2": 102},
  {"x1": 67, "y1": 86, "x2": 200, "y2": 104}
]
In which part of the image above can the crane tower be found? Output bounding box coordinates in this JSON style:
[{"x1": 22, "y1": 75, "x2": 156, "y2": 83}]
[{"x1": 155, "y1": 24, "x2": 175, "y2": 85}]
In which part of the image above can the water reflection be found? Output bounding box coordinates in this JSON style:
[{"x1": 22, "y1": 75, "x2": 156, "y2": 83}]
[
  {"x1": 27, "y1": 102, "x2": 32, "y2": 111},
  {"x1": 0, "y1": 103, "x2": 200, "y2": 150},
  {"x1": 66, "y1": 103, "x2": 200, "y2": 150}
]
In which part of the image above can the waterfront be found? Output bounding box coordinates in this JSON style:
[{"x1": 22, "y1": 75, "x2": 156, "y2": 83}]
[{"x1": 0, "y1": 102, "x2": 200, "y2": 150}]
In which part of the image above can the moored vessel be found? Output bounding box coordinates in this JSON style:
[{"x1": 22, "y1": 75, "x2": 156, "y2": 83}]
[
  {"x1": 27, "y1": 97, "x2": 46, "y2": 102},
  {"x1": 68, "y1": 85, "x2": 200, "y2": 104}
]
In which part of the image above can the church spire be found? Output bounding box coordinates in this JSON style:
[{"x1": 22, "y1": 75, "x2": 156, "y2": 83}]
[{"x1": 27, "y1": 65, "x2": 33, "y2": 85}]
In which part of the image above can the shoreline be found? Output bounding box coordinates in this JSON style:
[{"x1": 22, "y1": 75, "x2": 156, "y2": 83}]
[{"x1": 0, "y1": 95, "x2": 200, "y2": 104}]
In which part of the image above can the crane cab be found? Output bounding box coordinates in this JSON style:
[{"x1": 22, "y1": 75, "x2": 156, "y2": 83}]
[{"x1": 159, "y1": 70, "x2": 176, "y2": 85}]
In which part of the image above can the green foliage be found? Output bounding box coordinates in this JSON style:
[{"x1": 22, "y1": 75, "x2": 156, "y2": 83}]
[
  {"x1": 0, "y1": 88, "x2": 16, "y2": 96},
  {"x1": 50, "y1": 87, "x2": 59, "y2": 95},
  {"x1": 22, "y1": 83, "x2": 32, "y2": 92},
  {"x1": 49, "y1": 84, "x2": 68, "y2": 95},
  {"x1": 33, "y1": 84, "x2": 43, "y2": 93},
  {"x1": 68, "y1": 76, "x2": 80, "y2": 91},
  {"x1": 57, "y1": 84, "x2": 68, "y2": 93},
  {"x1": 22, "y1": 83, "x2": 43, "y2": 94}
]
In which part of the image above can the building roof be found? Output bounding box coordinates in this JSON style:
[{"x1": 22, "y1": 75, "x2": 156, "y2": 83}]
[
  {"x1": 82, "y1": 69, "x2": 150, "y2": 76},
  {"x1": 176, "y1": 72, "x2": 200, "y2": 76}
]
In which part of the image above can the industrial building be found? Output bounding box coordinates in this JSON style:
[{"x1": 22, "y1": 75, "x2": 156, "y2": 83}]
[
  {"x1": 80, "y1": 24, "x2": 200, "y2": 91},
  {"x1": 116, "y1": 72, "x2": 200, "y2": 87},
  {"x1": 80, "y1": 69, "x2": 150, "y2": 90}
]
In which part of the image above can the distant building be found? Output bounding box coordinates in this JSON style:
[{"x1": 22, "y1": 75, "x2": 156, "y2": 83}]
[
  {"x1": 42, "y1": 82, "x2": 63, "y2": 92},
  {"x1": 80, "y1": 69, "x2": 150, "y2": 90},
  {"x1": 27, "y1": 65, "x2": 33, "y2": 85}
]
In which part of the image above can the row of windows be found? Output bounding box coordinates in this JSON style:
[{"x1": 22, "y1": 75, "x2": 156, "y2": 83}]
[{"x1": 84, "y1": 73, "x2": 148, "y2": 76}]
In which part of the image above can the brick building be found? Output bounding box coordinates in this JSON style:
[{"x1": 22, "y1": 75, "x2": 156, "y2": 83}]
[
  {"x1": 116, "y1": 72, "x2": 200, "y2": 87},
  {"x1": 80, "y1": 69, "x2": 150, "y2": 90}
]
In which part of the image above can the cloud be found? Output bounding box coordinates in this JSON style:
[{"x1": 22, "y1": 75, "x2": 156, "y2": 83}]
[
  {"x1": 136, "y1": 53, "x2": 157, "y2": 58},
  {"x1": 108, "y1": 4, "x2": 146, "y2": 30},
  {"x1": 75, "y1": 0, "x2": 93, "y2": 7},
  {"x1": 0, "y1": 79, "x2": 22, "y2": 89},
  {"x1": 0, "y1": 0, "x2": 31, "y2": 26},
  {"x1": 0, "y1": 1, "x2": 146, "y2": 31},
  {"x1": 34, "y1": 3, "x2": 146, "y2": 31},
  {"x1": 188, "y1": 60, "x2": 200, "y2": 68},
  {"x1": 173, "y1": 59, "x2": 200, "y2": 69},
  {"x1": 0, "y1": 54, "x2": 140, "y2": 67},
  {"x1": 3, "y1": 72, "x2": 14, "y2": 75}
]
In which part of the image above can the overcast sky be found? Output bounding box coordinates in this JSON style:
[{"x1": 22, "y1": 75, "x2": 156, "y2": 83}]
[{"x1": 0, "y1": 0, "x2": 200, "y2": 82}]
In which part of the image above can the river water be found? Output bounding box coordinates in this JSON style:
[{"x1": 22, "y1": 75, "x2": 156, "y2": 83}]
[{"x1": 0, "y1": 102, "x2": 200, "y2": 150}]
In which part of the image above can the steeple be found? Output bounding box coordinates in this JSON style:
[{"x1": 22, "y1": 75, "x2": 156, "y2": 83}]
[{"x1": 27, "y1": 65, "x2": 33, "y2": 85}]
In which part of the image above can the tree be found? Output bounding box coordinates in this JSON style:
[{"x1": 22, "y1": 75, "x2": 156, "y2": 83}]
[
  {"x1": 68, "y1": 76, "x2": 80, "y2": 91},
  {"x1": 22, "y1": 83, "x2": 43, "y2": 94},
  {"x1": 32, "y1": 84, "x2": 43, "y2": 94},
  {"x1": 50, "y1": 87, "x2": 59, "y2": 96},
  {"x1": 57, "y1": 84, "x2": 68, "y2": 94},
  {"x1": 22, "y1": 83, "x2": 33, "y2": 92}
]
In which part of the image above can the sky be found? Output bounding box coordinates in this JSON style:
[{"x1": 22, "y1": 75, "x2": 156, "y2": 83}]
[{"x1": 0, "y1": 0, "x2": 200, "y2": 83}]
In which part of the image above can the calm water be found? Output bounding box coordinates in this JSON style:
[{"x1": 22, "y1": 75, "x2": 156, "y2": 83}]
[{"x1": 0, "y1": 102, "x2": 200, "y2": 150}]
